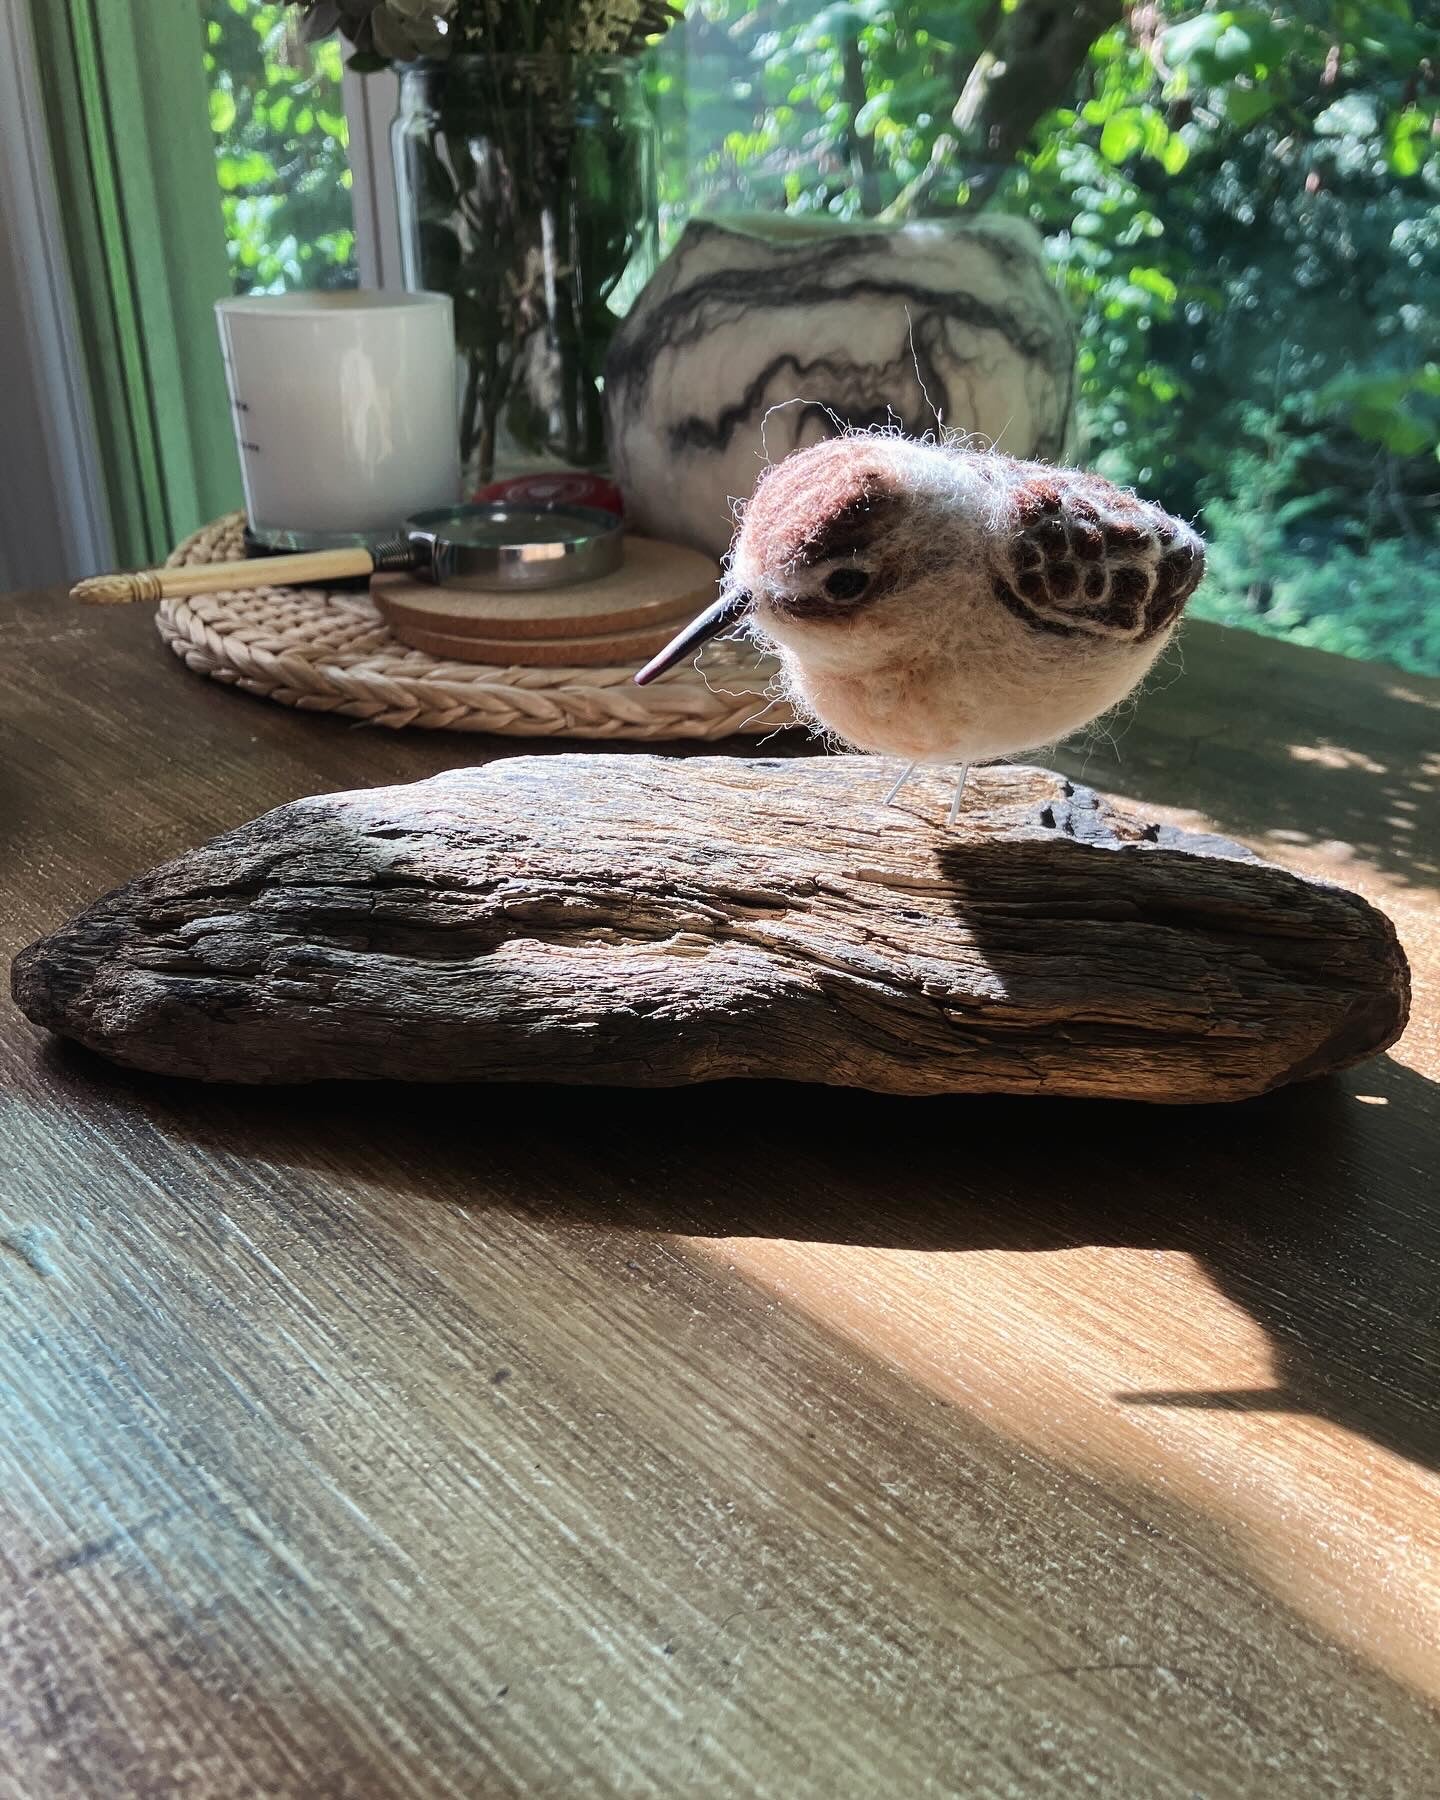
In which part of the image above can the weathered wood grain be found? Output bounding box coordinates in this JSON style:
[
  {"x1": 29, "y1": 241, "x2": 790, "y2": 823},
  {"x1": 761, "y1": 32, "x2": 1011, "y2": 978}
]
[
  {"x1": 12, "y1": 755, "x2": 1408, "y2": 1100},
  {"x1": 4, "y1": 584, "x2": 1439, "y2": 1800}
]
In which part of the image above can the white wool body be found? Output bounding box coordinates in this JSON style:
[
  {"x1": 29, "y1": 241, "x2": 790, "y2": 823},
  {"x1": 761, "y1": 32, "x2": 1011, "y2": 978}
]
[{"x1": 725, "y1": 435, "x2": 1203, "y2": 766}]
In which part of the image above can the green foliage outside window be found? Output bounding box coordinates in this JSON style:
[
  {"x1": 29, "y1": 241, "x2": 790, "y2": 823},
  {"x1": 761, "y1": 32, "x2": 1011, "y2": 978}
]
[
  {"x1": 202, "y1": 0, "x2": 1440, "y2": 674},
  {"x1": 203, "y1": 0, "x2": 357, "y2": 293}
]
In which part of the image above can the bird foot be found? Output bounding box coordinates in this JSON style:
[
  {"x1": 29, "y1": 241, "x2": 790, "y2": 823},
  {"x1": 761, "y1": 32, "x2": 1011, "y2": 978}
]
[
  {"x1": 946, "y1": 764, "x2": 971, "y2": 828},
  {"x1": 882, "y1": 762, "x2": 917, "y2": 807},
  {"x1": 880, "y1": 761, "x2": 971, "y2": 826}
]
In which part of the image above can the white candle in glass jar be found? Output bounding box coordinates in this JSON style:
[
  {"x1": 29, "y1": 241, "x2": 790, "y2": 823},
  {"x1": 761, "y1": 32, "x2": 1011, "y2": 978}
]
[{"x1": 216, "y1": 290, "x2": 460, "y2": 544}]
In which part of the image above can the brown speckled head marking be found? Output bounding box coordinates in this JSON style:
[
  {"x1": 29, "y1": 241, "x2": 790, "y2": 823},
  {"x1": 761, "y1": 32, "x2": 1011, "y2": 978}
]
[
  {"x1": 993, "y1": 463, "x2": 1204, "y2": 642},
  {"x1": 804, "y1": 489, "x2": 908, "y2": 567},
  {"x1": 742, "y1": 440, "x2": 905, "y2": 576},
  {"x1": 738, "y1": 439, "x2": 909, "y2": 620}
]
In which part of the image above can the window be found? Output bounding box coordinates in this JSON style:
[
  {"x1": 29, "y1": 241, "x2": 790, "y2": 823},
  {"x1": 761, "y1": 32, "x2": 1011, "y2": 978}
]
[
  {"x1": 176, "y1": 2, "x2": 1440, "y2": 676},
  {"x1": 203, "y1": 0, "x2": 357, "y2": 294}
]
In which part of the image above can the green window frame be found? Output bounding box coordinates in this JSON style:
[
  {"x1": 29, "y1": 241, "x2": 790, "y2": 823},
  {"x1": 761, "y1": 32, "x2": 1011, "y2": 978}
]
[{"x1": 28, "y1": 0, "x2": 242, "y2": 567}]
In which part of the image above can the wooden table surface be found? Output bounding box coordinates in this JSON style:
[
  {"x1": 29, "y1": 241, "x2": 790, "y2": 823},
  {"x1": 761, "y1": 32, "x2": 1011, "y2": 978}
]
[{"x1": 2, "y1": 587, "x2": 1437, "y2": 1798}]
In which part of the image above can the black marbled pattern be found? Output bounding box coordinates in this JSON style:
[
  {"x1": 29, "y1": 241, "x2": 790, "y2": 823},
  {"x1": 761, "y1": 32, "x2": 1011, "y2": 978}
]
[{"x1": 605, "y1": 217, "x2": 1076, "y2": 557}]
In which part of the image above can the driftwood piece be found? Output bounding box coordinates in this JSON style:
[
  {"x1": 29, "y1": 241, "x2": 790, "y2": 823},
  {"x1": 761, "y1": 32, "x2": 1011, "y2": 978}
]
[{"x1": 12, "y1": 757, "x2": 1409, "y2": 1102}]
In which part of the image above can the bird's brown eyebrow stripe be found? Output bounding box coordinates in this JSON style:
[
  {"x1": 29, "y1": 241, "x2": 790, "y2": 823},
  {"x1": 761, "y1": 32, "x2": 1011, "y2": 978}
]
[{"x1": 798, "y1": 487, "x2": 907, "y2": 566}]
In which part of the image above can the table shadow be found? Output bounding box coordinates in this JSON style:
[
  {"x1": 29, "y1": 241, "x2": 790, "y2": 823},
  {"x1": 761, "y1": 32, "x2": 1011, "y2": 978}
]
[
  {"x1": 1047, "y1": 643, "x2": 1440, "y2": 892},
  {"x1": 62, "y1": 1042, "x2": 1440, "y2": 1478}
]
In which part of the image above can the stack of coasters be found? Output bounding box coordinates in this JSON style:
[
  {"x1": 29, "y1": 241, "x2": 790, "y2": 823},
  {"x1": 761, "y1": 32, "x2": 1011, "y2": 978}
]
[{"x1": 371, "y1": 535, "x2": 722, "y2": 667}]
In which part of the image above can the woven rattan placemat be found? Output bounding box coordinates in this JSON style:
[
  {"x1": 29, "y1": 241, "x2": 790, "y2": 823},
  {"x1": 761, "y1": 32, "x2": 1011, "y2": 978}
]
[{"x1": 158, "y1": 514, "x2": 791, "y2": 739}]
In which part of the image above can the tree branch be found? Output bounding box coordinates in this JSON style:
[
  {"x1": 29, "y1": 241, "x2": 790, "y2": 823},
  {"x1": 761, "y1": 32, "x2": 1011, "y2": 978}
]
[
  {"x1": 839, "y1": 23, "x2": 882, "y2": 215},
  {"x1": 883, "y1": 0, "x2": 1123, "y2": 220}
]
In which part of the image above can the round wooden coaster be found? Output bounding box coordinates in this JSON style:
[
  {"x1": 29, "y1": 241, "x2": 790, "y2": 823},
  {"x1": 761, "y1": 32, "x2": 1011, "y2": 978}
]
[
  {"x1": 385, "y1": 612, "x2": 687, "y2": 668},
  {"x1": 371, "y1": 534, "x2": 718, "y2": 644}
]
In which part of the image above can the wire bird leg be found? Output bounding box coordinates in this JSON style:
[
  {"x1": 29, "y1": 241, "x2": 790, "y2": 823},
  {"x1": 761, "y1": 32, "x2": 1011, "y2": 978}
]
[
  {"x1": 882, "y1": 761, "x2": 917, "y2": 807},
  {"x1": 947, "y1": 764, "x2": 972, "y2": 828}
]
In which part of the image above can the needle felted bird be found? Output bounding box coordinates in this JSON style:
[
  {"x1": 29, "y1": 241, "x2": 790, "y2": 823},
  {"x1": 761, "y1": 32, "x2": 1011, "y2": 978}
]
[{"x1": 635, "y1": 435, "x2": 1205, "y2": 821}]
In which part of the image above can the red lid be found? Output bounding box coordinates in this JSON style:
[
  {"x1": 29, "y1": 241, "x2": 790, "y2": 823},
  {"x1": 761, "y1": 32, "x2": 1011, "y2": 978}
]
[{"x1": 474, "y1": 473, "x2": 625, "y2": 517}]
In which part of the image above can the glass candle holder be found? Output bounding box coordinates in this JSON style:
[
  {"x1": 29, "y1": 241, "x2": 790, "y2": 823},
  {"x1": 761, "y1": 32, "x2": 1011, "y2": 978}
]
[{"x1": 216, "y1": 289, "x2": 460, "y2": 549}]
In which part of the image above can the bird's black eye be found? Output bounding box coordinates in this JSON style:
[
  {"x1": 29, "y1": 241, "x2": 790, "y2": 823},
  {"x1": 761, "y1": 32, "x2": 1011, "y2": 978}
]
[{"x1": 823, "y1": 566, "x2": 871, "y2": 602}]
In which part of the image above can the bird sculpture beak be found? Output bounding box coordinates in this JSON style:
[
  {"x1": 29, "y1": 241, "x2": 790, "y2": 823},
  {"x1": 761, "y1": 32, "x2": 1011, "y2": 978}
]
[{"x1": 634, "y1": 590, "x2": 752, "y2": 686}]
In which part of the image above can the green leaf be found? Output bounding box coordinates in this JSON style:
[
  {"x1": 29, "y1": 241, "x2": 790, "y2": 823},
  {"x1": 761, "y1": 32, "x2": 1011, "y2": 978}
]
[
  {"x1": 1388, "y1": 136, "x2": 1423, "y2": 178},
  {"x1": 1140, "y1": 108, "x2": 1171, "y2": 160},
  {"x1": 1100, "y1": 110, "x2": 1144, "y2": 165},
  {"x1": 854, "y1": 93, "x2": 889, "y2": 134},
  {"x1": 1160, "y1": 132, "x2": 1190, "y2": 175},
  {"x1": 1319, "y1": 368, "x2": 1440, "y2": 412},
  {"x1": 1129, "y1": 265, "x2": 1178, "y2": 306},
  {"x1": 216, "y1": 151, "x2": 276, "y2": 192},
  {"x1": 1143, "y1": 369, "x2": 1180, "y2": 402},
  {"x1": 1225, "y1": 85, "x2": 1277, "y2": 129},
  {"x1": 1350, "y1": 403, "x2": 1430, "y2": 455},
  {"x1": 1385, "y1": 106, "x2": 1430, "y2": 177},
  {"x1": 1211, "y1": 24, "x2": 1258, "y2": 73},
  {"x1": 1162, "y1": 12, "x2": 1227, "y2": 69},
  {"x1": 1162, "y1": 8, "x2": 1289, "y2": 81}
]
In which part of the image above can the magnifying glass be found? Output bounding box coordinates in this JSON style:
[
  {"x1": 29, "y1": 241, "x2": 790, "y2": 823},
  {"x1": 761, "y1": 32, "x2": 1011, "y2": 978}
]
[{"x1": 70, "y1": 504, "x2": 625, "y2": 605}]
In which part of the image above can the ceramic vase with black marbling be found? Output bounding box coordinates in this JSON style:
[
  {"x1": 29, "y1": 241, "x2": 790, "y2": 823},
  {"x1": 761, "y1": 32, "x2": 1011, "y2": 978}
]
[{"x1": 605, "y1": 214, "x2": 1076, "y2": 559}]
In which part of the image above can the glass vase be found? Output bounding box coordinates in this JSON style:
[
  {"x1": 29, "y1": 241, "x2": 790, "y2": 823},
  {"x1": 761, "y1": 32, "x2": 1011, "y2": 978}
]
[{"x1": 393, "y1": 55, "x2": 658, "y2": 492}]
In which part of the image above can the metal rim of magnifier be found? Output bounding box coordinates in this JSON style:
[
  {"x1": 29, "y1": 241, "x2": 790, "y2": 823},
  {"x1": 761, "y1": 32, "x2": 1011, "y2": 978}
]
[
  {"x1": 247, "y1": 504, "x2": 625, "y2": 593},
  {"x1": 407, "y1": 504, "x2": 624, "y2": 592}
]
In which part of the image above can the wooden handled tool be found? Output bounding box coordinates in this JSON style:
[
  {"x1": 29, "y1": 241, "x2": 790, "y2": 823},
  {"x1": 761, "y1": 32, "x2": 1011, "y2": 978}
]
[
  {"x1": 70, "y1": 545, "x2": 405, "y2": 605},
  {"x1": 69, "y1": 503, "x2": 627, "y2": 605}
]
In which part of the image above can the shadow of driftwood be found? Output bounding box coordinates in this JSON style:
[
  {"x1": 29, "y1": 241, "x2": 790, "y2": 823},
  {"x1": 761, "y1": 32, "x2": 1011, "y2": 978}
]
[
  {"x1": 1047, "y1": 632, "x2": 1440, "y2": 890},
  {"x1": 62, "y1": 1040, "x2": 1439, "y2": 1477}
]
